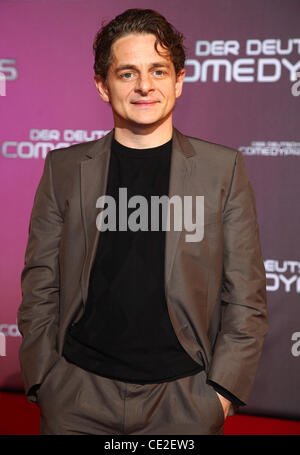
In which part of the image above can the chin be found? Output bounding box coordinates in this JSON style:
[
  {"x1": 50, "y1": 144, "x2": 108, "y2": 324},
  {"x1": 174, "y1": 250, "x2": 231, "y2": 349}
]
[
  {"x1": 134, "y1": 120, "x2": 163, "y2": 128},
  {"x1": 129, "y1": 116, "x2": 162, "y2": 125}
]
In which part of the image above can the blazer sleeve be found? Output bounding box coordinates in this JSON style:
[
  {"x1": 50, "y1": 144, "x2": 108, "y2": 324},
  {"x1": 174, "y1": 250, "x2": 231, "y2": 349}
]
[
  {"x1": 17, "y1": 150, "x2": 63, "y2": 403},
  {"x1": 207, "y1": 150, "x2": 269, "y2": 408}
]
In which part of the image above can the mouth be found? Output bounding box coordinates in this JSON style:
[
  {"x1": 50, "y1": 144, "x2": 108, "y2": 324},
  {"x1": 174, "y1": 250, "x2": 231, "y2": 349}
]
[{"x1": 132, "y1": 101, "x2": 159, "y2": 107}]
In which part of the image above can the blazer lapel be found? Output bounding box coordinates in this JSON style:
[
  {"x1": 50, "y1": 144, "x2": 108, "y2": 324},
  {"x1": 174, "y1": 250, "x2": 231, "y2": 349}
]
[
  {"x1": 164, "y1": 127, "x2": 195, "y2": 294},
  {"x1": 80, "y1": 129, "x2": 113, "y2": 305}
]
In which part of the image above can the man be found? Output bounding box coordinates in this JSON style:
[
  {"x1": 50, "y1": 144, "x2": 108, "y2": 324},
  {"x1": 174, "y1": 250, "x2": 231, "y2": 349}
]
[{"x1": 17, "y1": 8, "x2": 268, "y2": 435}]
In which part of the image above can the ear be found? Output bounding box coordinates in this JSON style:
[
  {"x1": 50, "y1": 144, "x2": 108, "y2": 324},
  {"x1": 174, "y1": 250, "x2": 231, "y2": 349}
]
[
  {"x1": 175, "y1": 68, "x2": 186, "y2": 99},
  {"x1": 94, "y1": 74, "x2": 110, "y2": 103}
]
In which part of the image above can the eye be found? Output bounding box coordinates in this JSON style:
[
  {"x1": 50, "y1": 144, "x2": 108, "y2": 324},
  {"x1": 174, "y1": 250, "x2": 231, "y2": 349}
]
[
  {"x1": 121, "y1": 72, "x2": 134, "y2": 79},
  {"x1": 154, "y1": 70, "x2": 165, "y2": 76}
]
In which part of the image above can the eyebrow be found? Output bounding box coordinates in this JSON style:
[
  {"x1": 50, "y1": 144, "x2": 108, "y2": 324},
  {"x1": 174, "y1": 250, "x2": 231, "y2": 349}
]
[{"x1": 114, "y1": 62, "x2": 171, "y2": 73}]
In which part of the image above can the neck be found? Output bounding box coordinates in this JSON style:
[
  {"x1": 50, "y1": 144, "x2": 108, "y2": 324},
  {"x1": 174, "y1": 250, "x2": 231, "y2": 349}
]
[{"x1": 113, "y1": 117, "x2": 173, "y2": 149}]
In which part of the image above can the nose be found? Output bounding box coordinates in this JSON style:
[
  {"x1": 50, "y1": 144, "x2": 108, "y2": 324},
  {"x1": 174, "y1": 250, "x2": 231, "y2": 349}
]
[{"x1": 134, "y1": 72, "x2": 154, "y2": 95}]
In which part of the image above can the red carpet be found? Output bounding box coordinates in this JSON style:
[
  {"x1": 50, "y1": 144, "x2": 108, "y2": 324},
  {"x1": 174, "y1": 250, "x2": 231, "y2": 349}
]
[{"x1": 0, "y1": 391, "x2": 299, "y2": 435}]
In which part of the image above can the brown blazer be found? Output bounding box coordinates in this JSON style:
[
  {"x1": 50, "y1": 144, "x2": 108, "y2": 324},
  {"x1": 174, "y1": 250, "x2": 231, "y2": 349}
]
[{"x1": 17, "y1": 127, "x2": 268, "y2": 414}]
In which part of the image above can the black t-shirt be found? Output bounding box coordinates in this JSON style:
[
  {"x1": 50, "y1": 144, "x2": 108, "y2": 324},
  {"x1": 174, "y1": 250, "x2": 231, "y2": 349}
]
[{"x1": 63, "y1": 134, "x2": 203, "y2": 383}]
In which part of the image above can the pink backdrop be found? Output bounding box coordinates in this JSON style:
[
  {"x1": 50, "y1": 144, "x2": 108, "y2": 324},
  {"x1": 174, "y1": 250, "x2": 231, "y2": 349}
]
[{"x1": 1, "y1": 0, "x2": 299, "y2": 419}]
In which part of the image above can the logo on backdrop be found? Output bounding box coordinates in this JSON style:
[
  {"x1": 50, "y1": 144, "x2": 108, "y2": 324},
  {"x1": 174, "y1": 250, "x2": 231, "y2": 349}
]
[
  {"x1": 0, "y1": 58, "x2": 17, "y2": 96},
  {"x1": 264, "y1": 261, "x2": 300, "y2": 358},
  {"x1": 0, "y1": 322, "x2": 21, "y2": 338},
  {"x1": 185, "y1": 38, "x2": 300, "y2": 88},
  {"x1": 0, "y1": 72, "x2": 6, "y2": 96},
  {"x1": 239, "y1": 141, "x2": 300, "y2": 157},
  {"x1": 0, "y1": 333, "x2": 5, "y2": 357},
  {"x1": 265, "y1": 259, "x2": 300, "y2": 293},
  {"x1": 0, "y1": 58, "x2": 17, "y2": 80},
  {"x1": 1, "y1": 129, "x2": 110, "y2": 159},
  {"x1": 0, "y1": 322, "x2": 21, "y2": 358}
]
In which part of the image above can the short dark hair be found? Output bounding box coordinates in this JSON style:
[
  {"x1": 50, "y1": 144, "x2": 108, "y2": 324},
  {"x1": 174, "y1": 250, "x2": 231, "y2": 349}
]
[{"x1": 93, "y1": 8, "x2": 186, "y2": 80}]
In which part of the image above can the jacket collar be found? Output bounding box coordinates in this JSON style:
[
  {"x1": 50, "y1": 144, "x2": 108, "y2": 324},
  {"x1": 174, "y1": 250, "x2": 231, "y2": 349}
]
[{"x1": 84, "y1": 126, "x2": 195, "y2": 160}]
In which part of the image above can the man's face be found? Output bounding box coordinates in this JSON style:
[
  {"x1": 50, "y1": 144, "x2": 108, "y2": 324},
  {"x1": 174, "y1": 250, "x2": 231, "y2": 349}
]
[{"x1": 94, "y1": 33, "x2": 185, "y2": 129}]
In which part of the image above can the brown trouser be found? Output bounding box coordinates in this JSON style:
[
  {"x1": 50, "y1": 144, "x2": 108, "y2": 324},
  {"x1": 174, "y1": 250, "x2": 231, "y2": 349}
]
[{"x1": 37, "y1": 356, "x2": 225, "y2": 435}]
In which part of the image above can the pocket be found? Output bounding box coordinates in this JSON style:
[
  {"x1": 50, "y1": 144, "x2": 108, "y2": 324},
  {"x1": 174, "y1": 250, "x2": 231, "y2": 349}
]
[
  {"x1": 192, "y1": 370, "x2": 225, "y2": 432},
  {"x1": 211, "y1": 387, "x2": 226, "y2": 424},
  {"x1": 202, "y1": 376, "x2": 226, "y2": 426}
]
